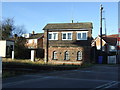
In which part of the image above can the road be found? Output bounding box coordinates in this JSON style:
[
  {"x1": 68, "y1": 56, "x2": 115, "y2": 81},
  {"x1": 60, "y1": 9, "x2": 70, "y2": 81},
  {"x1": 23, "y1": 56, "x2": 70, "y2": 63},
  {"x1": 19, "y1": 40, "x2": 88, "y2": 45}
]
[{"x1": 2, "y1": 64, "x2": 120, "y2": 89}]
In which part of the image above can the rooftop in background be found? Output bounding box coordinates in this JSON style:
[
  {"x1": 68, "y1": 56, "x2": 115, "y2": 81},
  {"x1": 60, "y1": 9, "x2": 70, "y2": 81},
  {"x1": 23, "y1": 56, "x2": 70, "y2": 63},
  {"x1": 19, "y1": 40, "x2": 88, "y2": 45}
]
[
  {"x1": 22, "y1": 31, "x2": 44, "y2": 39},
  {"x1": 102, "y1": 34, "x2": 118, "y2": 46},
  {"x1": 43, "y1": 22, "x2": 93, "y2": 30},
  {"x1": 105, "y1": 34, "x2": 119, "y2": 38},
  {"x1": 28, "y1": 33, "x2": 44, "y2": 39}
]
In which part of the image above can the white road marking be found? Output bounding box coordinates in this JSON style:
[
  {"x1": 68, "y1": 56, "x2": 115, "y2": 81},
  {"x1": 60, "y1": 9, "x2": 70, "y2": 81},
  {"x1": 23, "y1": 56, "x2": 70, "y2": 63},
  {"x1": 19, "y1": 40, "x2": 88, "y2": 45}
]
[
  {"x1": 95, "y1": 81, "x2": 119, "y2": 89},
  {"x1": 104, "y1": 82, "x2": 119, "y2": 88}
]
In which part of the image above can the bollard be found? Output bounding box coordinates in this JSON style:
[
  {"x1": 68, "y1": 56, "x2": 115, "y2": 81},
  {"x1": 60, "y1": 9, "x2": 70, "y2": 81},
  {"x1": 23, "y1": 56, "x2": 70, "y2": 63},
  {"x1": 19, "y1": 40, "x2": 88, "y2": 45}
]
[
  {"x1": 12, "y1": 51, "x2": 14, "y2": 60},
  {"x1": 31, "y1": 50, "x2": 35, "y2": 62}
]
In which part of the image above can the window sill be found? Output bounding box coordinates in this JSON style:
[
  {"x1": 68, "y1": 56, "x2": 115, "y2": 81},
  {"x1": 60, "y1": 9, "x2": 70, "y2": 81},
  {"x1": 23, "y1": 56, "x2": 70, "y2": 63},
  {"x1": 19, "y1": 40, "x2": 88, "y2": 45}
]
[
  {"x1": 76, "y1": 60, "x2": 82, "y2": 61},
  {"x1": 64, "y1": 59, "x2": 70, "y2": 61},
  {"x1": 76, "y1": 39, "x2": 87, "y2": 40},
  {"x1": 62, "y1": 39, "x2": 72, "y2": 40},
  {"x1": 49, "y1": 39, "x2": 58, "y2": 40},
  {"x1": 52, "y1": 59, "x2": 58, "y2": 60}
]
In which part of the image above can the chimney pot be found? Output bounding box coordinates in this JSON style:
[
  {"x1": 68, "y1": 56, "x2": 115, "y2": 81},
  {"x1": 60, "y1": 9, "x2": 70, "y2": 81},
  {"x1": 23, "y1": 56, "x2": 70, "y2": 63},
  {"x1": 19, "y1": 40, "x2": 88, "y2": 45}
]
[{"x1": 32, "y1": 31, "x2": 35, "y2": 34}]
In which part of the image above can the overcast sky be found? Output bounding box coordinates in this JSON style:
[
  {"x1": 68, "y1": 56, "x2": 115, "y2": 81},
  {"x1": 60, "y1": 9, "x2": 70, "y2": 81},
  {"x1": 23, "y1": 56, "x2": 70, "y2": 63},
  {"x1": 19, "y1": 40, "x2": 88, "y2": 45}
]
[{"x1": 2, "y1": 2, "x2": 118, "y2": 38}]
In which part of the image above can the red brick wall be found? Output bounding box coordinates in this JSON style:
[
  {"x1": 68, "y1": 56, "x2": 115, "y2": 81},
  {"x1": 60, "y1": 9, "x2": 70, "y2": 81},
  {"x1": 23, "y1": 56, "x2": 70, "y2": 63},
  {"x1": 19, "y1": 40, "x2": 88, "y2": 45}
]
[
  {"x1": 48, "y1": 46, "x2": 91, "y2": 64},
  {"x1": 38, "y1": 38, "x2": 43, "y2": 48}
]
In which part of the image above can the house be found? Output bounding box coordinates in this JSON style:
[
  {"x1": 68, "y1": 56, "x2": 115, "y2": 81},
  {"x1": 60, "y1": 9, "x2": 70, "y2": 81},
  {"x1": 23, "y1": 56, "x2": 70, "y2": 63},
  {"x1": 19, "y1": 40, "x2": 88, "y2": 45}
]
[
  {"x1": 43, "y1": 22, "x2": 93, "y2": 65},
  {"x1": 0, "y1": 40, "x2": 14, "y2": 57},
  {"x1": 25, "y1": 32, "x2": 44, "y2": 59},
  {"x1": 91, "y1": 34, "x2": 118, "y2": 64},
  {"x1": 22, "y1": 31, "x2": 35, "y2": 38},
  {"x1": 22, "y1": 33, "x2": 32, "y2": 38},
  {"x1": 25, "y1": 33, "x2": 44, "y2": 49}
]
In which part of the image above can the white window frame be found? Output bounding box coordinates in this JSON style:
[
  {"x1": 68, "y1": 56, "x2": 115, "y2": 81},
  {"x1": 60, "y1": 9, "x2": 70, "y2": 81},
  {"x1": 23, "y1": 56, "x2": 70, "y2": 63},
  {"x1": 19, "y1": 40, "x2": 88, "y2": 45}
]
[
  {"x1": 109, "y1": 45, "x2": 116, "y2": 51},
  {"x1": 48, "y1": 32, "x2": 58, "y2": 40},
  {"x1": 53, "y1": 51, "x2": 57, "y2": 60},
  {"x1": 77, "y1": 51, "x2": 82, "y2": 60},
  {"x1": 64, "y1": 51, "x2": 69, "y2": 60},
  {"x1": 62, "y1": 32, "x2": 72, "y2": 40},
  {"x1": 77, "y1": 31, "x2": 88, "y2": 40}
]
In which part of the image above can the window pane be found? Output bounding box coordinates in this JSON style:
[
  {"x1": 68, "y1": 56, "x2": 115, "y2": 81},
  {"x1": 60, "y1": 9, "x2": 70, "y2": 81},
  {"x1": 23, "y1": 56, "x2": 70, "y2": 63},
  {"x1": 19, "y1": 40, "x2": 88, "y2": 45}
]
[
  {"x1": 65, "y1": 52, "x2": 69, "y2": 60},
  {"x1": 78, "y1": 33, "x2": 81, "y2": 40},
  {"x1": 68, "y1": 33, "x2": 72, "y2": 39},
  {"x1": 82, "y1": 33, "x2": 87, "y2": 39},
  {"x1": 77, "y1": 51, "x2": 82, "y2": 60},
  {"x1": 53, "y1": 51, "x2": 57, "y2": 59},
  {"x1": 53, "y1": 33, "x2": 57, "y2": 40},
  {"x1": 63, "y1": 33, "x2": 66, "y2": 39},
  {"x1": 49, "y1": 34, "x2": 52, "y2": 39}
]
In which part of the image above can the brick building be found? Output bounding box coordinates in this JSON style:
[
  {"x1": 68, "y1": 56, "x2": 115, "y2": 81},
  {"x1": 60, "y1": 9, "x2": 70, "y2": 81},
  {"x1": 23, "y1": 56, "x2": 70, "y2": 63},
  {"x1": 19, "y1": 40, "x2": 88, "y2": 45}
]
[{"x1": 43, "y1": 22, "x2": 93, "y2": 65}]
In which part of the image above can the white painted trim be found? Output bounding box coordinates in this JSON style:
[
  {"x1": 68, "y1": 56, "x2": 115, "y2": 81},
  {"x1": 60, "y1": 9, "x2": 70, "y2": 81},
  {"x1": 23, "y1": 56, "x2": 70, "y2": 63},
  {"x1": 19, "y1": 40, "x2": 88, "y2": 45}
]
[
  {"x1": 77, "y1": 51, "x2": 82, "y2": 60},
  {"x1": 48, "y1": 32, "x2": 58, "y2": 40},
  {"x1": 91, "y1": 36, "x2": 106, "y2": 46},
  {"x1": 62, "y1": 32, "x2": 73, "y2": 40},
  {"x1": 76, "y1": 31, "x2": 88, "y2": 33},
  {"x1": 46, "y1": 29, "x2": 90, "y2": 31},
  {"x1": 76, "y1": 31, "x2": 88, "y2": 40}
]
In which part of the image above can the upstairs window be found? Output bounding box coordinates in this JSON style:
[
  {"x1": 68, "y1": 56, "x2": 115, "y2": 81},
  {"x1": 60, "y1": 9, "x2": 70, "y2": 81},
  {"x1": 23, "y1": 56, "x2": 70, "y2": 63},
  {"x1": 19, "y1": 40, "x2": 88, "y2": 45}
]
[
  {"x1": 62, "y1": 32, "x2": 72, "y2": 40},
  {"x1": 77, "y1": 51, "x2": 82, "y2": 60},
  {"x1": 48, "y1": 34, "x2": 52, "y2": 39},
  {"x1": 109, "y1": 46, "x2": 116, "y2": 51},
  {"x1": 77, "y1": 32, "x2": 87, "y2": 40},
  {"x1": 63, "y1": 33, "x2": 66, "y2": 39},
  {"x1": 48, "y1": 32, "x2": 58, "y2": 40},
  {"x1": 64, "y1": 51, "x2": 69, "y2": 60},
  {"x1": 53, "y1": 51, "x2": 57, "y2": 60}
]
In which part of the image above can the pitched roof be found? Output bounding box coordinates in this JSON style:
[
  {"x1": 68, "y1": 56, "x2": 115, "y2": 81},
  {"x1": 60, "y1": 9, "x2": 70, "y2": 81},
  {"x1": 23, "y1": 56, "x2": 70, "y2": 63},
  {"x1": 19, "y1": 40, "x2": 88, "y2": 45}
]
[
  {"x1": 106, "y1": 34, "x2": 119, "y2": 38},
  {"x1": 102, "y1": 37, "x2": 117, "y2": 46},
  {"x1": 102, "y1": 34, "x2": 118, "y2": 46},
  {"x1": 43, "y1": 22, "x2": 93, "y2": 30},
  {"x1": 28, "y1": 33, "x2": 44, "y2": 39}
]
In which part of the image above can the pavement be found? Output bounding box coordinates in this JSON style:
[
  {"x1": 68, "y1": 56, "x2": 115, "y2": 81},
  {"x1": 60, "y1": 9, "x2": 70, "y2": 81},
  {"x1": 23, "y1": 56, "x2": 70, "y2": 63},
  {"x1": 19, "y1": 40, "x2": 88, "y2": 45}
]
[{"x1": 2, "y1": 64, "x2": 120, "y2": 89}]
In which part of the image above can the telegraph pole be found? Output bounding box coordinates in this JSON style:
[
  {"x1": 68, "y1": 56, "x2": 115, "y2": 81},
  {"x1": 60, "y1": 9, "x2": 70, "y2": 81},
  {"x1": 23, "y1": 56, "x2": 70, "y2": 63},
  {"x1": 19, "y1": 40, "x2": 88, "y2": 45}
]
[
  {"x1": 100, "y1": 4, "x2": 103, "y2": 53},
  {"x1": 0, "y1": 23, "x2": 2, "y2": 40},
  {"x1": 103, "y1": 18, "x2": 107, "y2": 36}
]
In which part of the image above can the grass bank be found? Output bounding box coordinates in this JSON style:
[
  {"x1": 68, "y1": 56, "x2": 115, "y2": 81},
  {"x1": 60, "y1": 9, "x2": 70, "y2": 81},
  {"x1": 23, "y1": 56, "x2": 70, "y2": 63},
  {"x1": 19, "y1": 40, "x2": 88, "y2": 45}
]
[{"x1": 2, "y1": 58, "x2": 93, "y2": 78}]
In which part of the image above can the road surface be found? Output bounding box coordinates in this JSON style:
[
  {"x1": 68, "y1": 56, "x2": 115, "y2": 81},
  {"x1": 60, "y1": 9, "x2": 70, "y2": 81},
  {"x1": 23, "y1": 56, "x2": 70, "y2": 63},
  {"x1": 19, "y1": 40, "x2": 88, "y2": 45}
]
[{"x1": 2, "y1": 64, "x2": 120, "y2": 89}]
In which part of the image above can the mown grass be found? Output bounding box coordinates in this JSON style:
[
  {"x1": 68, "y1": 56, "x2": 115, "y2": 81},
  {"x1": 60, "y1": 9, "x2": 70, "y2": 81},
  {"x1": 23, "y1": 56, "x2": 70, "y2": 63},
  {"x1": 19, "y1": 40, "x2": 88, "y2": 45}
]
[{"x1": 2, "y1": 58, "x2": 93, "y2": 78}]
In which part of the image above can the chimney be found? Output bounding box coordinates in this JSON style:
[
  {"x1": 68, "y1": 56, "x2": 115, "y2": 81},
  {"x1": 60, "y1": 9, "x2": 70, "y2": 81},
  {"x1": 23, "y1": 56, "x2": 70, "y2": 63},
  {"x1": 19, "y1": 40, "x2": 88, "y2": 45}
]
[
  {"x1": 72, "y1": 20, "x2": 73, "y2": 23},
  {"x1": 14, "y1": 34, "x2": 18, "y2": 38},
  {"x1": 32, "y1": 31, "x2": 35, "y2": 34}
]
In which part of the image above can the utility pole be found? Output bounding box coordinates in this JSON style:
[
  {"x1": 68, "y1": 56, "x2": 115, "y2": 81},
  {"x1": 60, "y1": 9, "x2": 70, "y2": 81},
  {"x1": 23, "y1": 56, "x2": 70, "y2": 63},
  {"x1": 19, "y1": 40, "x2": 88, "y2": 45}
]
[
  {"x1": 0, "y1": 24, "x2": 2, "y2": 40},
  {"x1": 100, "y1": 4, "x2": 103, "y2": 53},
  {"x1": 103, "y1": 18, "x2": 107, "y2": 36}
]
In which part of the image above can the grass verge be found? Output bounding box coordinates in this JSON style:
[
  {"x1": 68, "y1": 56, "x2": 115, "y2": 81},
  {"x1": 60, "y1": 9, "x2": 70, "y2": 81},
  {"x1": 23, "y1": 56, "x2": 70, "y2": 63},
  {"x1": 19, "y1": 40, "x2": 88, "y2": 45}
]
[{"x1": 2, "y1": 58, "x2": 93, "y2": 78}]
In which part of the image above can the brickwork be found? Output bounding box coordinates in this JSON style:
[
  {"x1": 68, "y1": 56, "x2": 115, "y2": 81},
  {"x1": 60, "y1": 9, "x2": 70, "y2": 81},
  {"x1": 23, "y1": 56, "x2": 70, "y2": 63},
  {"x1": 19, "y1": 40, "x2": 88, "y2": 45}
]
[
  {"x1": 43, "y1": 23, "x2": 93, "y2": 64},
  {"x1": 48, "y1": 46, "x2": 91, "y2": 63}
]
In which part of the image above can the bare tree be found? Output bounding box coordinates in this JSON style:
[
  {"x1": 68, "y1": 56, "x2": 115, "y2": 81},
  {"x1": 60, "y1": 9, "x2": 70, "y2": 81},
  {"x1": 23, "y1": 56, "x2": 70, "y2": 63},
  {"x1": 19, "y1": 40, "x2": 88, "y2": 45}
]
[
  {"x1": 0, "y1": 17, "x2": 26, "y2": 39},
  {"x1": 12, "y1": 25, "x2": 26, "y2": 37},
  {"x1": 1, "y1": 18, "x2": 15, "y2": 40}
]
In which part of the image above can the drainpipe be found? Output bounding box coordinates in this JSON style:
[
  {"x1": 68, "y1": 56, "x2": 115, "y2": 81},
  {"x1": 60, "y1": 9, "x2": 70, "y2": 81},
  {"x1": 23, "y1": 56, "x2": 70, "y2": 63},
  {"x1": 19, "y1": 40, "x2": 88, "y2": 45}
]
[{"x1": 46, "y1": 29, "x2": 49, "y2": 63}]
